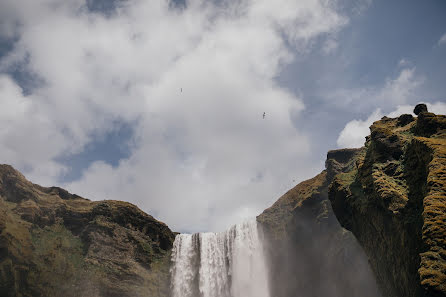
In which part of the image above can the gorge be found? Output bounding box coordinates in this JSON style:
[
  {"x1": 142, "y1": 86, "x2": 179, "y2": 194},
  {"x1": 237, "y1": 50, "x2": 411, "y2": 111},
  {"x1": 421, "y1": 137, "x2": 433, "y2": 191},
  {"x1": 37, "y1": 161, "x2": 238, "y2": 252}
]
[
  {"x1": 170, "y1": 220, "x2": 269, "y2": 297},
  {"x1": 0, "y1": 106, "x2": 445, "y2": 297}
]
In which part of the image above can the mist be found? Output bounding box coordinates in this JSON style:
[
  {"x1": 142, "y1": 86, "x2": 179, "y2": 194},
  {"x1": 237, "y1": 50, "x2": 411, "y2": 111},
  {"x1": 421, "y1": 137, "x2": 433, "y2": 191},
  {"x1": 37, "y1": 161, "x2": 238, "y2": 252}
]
[
  {"x1": 170, "y1": 214, "x2": 382, "y2": 297},
  {"x1": 262, "y1": 205, "x2": 382, "y2": 297}
]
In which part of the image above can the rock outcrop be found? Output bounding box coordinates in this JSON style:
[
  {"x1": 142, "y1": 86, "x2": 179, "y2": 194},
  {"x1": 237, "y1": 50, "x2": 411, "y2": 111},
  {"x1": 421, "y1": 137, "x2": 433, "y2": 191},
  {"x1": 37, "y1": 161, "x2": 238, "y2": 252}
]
[
  {"x1": 329, "y1": 109, "x2": 446, "y2": 297},
  {"x1": 0, "y1": 165, "x2": 175, "y2": 297},
  {"x1": 257, "y1": 149, "x2": 381, "y2": 297},
  {"x1": 259, "y1": 106, "x2": 446, "y2": 297}
]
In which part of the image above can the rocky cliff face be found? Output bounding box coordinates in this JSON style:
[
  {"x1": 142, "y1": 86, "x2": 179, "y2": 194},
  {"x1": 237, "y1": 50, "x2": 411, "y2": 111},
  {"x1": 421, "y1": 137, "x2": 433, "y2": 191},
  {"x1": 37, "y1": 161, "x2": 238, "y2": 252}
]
[
  {"x1": 0, "y1": 165, "x2": 175, "y2": 297},
  {"x1": 258, "y1": 106, "x2": 446, "y2": 297},
  {"x1": 257, "y1": 149, "x2": 381, "y2": 297},
  {"x1": 329, "y1": 108, "x2": 446, "y2": 297}
]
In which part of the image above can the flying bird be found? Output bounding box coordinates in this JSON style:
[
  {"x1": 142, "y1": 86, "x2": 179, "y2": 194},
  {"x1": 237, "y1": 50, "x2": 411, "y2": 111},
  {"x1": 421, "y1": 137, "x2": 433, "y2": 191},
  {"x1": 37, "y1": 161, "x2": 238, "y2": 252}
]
[{"x1": 263, "y1": 112, "x2": 266, "y2": 119}]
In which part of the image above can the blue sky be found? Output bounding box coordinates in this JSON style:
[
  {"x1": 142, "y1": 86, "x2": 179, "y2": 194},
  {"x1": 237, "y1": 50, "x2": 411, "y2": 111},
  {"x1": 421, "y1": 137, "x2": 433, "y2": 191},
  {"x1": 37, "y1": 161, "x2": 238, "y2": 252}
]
[
  {"x1": 0, "y1": 0, "x2": 445, "y2": 232},
  {"x1": 280, "y1": 0, "x2": 446, "y2": 159}
]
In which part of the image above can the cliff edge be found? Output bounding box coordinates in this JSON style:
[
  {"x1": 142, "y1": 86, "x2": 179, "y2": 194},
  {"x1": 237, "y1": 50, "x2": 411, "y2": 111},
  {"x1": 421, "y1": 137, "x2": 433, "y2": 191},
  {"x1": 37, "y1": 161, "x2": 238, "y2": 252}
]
[
  {"x1": 258, "y1": 149, "x2": 381, "y2": 297},
  {"x1": 329, "y1": 106, "x2": 446, "y2": 297},
  {"x1": 258, "y1": 104, "x2": 446, "y2": 297}
]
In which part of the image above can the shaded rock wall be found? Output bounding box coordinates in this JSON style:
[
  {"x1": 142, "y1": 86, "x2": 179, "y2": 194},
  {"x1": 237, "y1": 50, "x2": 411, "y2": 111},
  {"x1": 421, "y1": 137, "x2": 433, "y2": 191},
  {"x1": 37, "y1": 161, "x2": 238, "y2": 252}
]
[{"x1": 258, "y1": 149, "x2": 381, "y2": 297}]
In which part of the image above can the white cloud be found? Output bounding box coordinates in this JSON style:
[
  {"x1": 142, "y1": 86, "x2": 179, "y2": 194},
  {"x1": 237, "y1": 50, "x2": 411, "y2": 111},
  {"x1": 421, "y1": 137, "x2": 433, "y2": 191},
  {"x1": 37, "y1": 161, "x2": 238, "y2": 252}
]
[
  {"x1": 337, "y1": 101, "x2": 446, "y2": 149},
  {"x1": 0, "y1": 0, "x2": 348, "y2": 232},
  {"x1": 438, "y1": 33, "x2": 446, "y2": 45},
  {"x1": 379, "y1": 68, "x2": 423, "y2": 104},
  {"x1": 327, "y1": 67, "x2": 424, "y2": 112},
  {"x1": 337, "y1": 109, "x2": 382, "y2": 148},
  {"x1": 398, "y1": 58, "x2": 410, "y2": 67},
  {"x1": 0, "y1": 75, "x2": 72, "y2": 184}
]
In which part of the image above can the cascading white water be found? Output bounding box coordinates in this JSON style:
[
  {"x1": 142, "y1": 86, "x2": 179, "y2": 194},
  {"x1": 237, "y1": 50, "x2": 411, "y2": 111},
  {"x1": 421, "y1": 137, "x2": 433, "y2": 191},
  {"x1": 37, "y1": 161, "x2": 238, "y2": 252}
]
[{"x1": 170, "y1": 219, "x2": 270, "y2": 297}]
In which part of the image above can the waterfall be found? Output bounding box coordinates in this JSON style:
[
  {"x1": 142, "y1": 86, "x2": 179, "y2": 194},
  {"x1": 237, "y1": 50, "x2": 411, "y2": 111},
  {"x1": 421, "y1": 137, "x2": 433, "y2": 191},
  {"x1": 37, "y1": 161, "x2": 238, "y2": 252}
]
[{"x1": 170, "y1": 219, "x2": 270, "y2": 297}]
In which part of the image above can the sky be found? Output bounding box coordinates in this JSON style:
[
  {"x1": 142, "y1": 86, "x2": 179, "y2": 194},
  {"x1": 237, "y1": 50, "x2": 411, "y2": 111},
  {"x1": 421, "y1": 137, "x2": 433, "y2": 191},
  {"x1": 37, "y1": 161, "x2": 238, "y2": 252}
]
[{"x1": 0, "y1": 0, "x2": 445, "y2": 233}]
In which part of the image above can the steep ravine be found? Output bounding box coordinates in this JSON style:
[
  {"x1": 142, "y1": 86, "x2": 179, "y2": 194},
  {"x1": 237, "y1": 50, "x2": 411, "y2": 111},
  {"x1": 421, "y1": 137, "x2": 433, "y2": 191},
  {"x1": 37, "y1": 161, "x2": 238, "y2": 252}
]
[{"x1": 1, "y1": 106, "x2": 444, "y2": 297}]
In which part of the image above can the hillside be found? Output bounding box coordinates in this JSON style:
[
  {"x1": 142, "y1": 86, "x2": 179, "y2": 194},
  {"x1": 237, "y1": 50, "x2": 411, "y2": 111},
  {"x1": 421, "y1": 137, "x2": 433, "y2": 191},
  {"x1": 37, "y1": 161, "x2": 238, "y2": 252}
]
[{"x1": 0, "y1": 165, "x2": 174, "y2": 297}]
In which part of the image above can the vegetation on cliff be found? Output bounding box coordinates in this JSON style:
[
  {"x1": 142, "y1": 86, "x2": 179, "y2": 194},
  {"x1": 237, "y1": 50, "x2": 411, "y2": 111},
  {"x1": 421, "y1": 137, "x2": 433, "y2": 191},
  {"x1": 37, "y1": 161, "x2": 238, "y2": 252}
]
[
  {"x1": 258, "y1": 149, "x2": 381, "y2": 297},
  {"x1": 329, "y1": 106, "x2": 446, "y2": 297},
  {"x1": 0, "y1": 165, "x2": 175, "y2": 297}
]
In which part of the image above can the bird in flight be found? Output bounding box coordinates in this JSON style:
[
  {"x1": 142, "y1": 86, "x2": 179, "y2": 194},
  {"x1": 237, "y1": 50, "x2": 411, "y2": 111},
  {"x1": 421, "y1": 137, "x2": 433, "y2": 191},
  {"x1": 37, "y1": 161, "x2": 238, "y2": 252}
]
[{"x1": 263, "y1": 112, "x2": 266, "y2": 119}]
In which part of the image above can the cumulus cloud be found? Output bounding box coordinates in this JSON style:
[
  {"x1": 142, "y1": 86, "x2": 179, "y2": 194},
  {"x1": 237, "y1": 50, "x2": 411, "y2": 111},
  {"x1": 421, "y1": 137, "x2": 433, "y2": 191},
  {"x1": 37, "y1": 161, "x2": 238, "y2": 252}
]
[
  {"x1": 337, "y1": 102, "x2": 446, "y2": 148},
  {"x1": 337, "y1": 109, "x2": 382, "y2": 148},
  {"x1": 0, "y1": 0, "x2": 348, "y2": 231}
]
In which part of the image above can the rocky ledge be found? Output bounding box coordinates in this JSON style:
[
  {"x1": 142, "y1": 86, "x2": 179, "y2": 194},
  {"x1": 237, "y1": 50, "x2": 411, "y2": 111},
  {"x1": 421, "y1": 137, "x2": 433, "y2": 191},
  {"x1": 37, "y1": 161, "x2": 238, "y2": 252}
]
[
  {"x1": 0, "y1": 165, "x2": 175, "y2": 297},
  {"x1": 329, "y1": 105, "x2": 446, "y2": 297}
]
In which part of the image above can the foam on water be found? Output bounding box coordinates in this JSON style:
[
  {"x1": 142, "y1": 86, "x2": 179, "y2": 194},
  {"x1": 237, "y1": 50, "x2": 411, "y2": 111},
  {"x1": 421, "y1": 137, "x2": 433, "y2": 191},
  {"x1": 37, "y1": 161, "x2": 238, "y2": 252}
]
[{"x1": 170, "y1": 219, "x2": 270, "y2": 297}]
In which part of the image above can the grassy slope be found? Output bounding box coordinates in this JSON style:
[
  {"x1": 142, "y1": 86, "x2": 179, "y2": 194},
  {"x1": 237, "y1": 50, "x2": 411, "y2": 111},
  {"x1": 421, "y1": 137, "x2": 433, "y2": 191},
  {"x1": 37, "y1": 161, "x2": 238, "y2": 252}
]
[{"x1": 0, "y1": 165, "x2": 175, "y2": 297}]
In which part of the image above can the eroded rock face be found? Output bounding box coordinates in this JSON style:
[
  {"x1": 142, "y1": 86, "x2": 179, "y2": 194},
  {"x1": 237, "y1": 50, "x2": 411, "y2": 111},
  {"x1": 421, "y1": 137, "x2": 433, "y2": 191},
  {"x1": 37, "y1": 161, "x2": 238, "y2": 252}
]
[
  {"x1": 414, "y1": 103, "x2": 428, "y2": 115},
  {"x1": 0, "y1": 165, "x2": 175, "y2": 297},
  {"x1": 329, "y1": 112, "x2": 446, "y2": 297},
  {"x1": 257, "y1": 149, "x2": 381, "y2": 297}
]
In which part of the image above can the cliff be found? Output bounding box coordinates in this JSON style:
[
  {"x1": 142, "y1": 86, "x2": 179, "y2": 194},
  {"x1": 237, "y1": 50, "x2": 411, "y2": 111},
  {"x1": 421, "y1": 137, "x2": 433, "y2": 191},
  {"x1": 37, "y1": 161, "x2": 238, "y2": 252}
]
[
  {"x1": 0, "y1": 165, "x2": 175, "y2": 297},
  {"x1": 257, "y1": 149, "x2": 381, "y2": 297},
  {"x1": 329, "y1": 107, "x2": 446, "y2": 297},
  {"x1": 258, "y1": 105, "x2": 446, "y2": 297}
]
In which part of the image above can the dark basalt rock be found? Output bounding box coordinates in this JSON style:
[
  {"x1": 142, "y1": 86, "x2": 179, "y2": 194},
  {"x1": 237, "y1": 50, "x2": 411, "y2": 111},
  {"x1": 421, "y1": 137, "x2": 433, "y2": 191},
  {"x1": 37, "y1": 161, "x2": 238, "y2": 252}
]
[
  {"x1": 397, "y1": 114, "x2": 415, "y2": 127},
  {"x1": 370, "y1": 124, "x2": 404, "y2": 161},
  {"x1": 413, "y1": 111, "x2": 446, "y2": 137},
  {"x1": 414, "y1": 103, "x2": 428, "y2": 115}
]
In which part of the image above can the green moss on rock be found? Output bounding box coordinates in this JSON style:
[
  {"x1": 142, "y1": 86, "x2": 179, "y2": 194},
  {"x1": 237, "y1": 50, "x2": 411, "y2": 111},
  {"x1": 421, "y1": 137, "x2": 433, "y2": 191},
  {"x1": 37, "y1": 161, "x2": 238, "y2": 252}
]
[
  {"x1": 257, "y1": 148, "x2": 380, "y2": 297},
  {"x1": 329, "y1": 111, "x2": 446, "y2": 297},
  {"x1": 0, "y1": 165, "x2": 175, "y2": 297}
]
